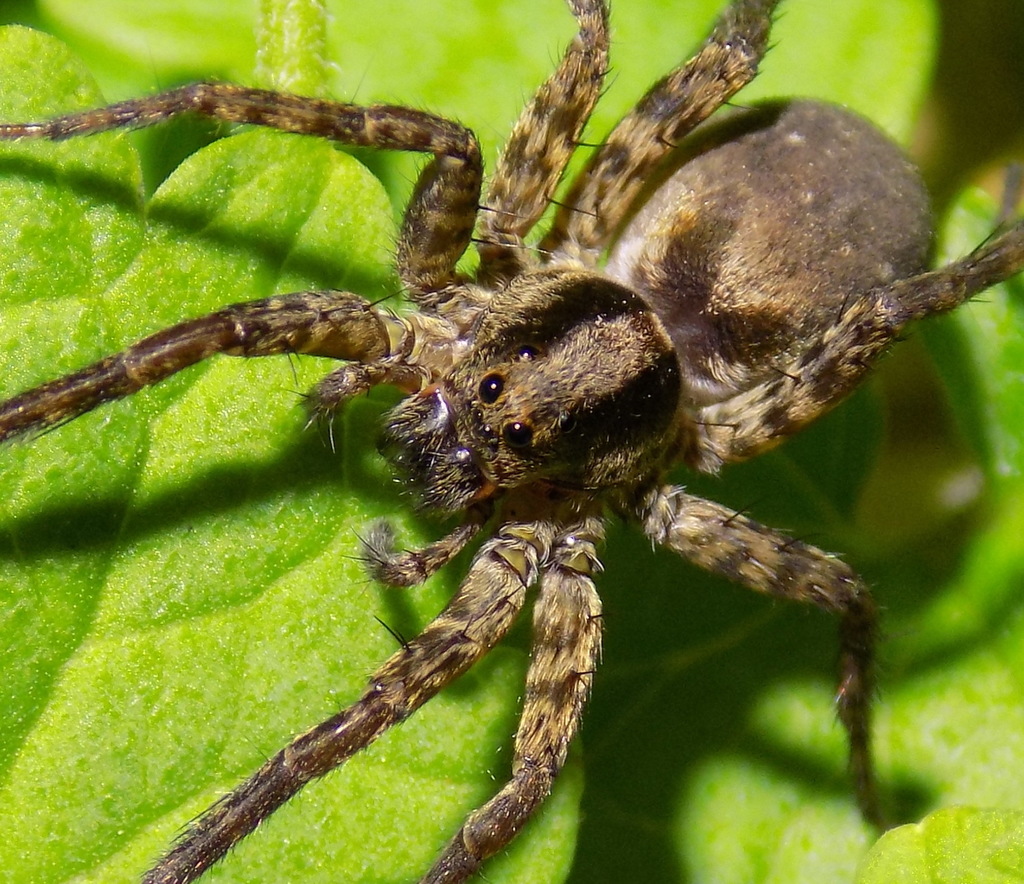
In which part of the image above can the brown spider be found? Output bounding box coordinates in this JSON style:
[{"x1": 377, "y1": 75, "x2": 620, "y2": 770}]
[{"x1": 1, "y1": 0, "x2": 1023, "y2": 882}]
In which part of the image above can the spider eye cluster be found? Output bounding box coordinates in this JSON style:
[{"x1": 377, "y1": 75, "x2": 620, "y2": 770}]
[
  {"x1": 477, "y1": 371, "x2": 536, "y2": 449},
  {"x1": 451, "y1": 270, "x2": 684, "y2": 492}
]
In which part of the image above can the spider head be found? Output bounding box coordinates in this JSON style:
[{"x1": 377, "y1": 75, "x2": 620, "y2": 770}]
[{"x1": 384, "y1": 269, "x2": 683, "y2": 512}]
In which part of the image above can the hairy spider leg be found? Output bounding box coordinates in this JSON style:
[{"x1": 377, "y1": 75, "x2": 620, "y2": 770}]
[
  {"x1": 0, "y1": 292, "x2": 391, "y2": 443},
  {"x1": 542, "y1": 0, "x2": 780, "y2": 264},
  {"x1": 639, "y1": 488, "x2": 881, "y2": 825},
  {"x1": 360, "y1": 503, "x2": 494, "y2": 587},
  {"x1": 476, "y1": 0, "x2": 609, "y2": 283},
  {"x1": 0, "y1": 84, "x2": 482, "y2": 296},
  {"x1": 424, "y1": 518, "x2": 604, "y2": 883},
  {"x1": 144, "y1": 521, "x2": 543, "y2": 884},
  {"x1": 694, "y1": 220, "x2": 1024, "y2": 468}
]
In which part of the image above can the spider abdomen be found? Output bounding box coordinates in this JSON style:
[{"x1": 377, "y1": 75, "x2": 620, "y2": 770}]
[{"x1": 606, "y1": 100, "x2": 932, "y2": 406}]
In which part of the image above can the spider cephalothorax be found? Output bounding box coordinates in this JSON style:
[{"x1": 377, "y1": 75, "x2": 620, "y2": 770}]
[
  {"x1": 1, "y1": 1, "x2": 1023, "y2": 883},
  {"x1": 386, "y1": 269, "x2": 683, "y2": 511}
]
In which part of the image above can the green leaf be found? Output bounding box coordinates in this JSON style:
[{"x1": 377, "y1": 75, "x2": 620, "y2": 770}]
[
  {"x1": 860, "y1": 808, "x2": 1024, "y2": 883},
  {"x1": 2, "y1": 2, "x2": 1023, "y2": 884}
]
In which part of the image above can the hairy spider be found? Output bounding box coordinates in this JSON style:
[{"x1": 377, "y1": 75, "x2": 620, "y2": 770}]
[{"x1": 1, "y1": 0, "x2": 1023, "y2": 882}]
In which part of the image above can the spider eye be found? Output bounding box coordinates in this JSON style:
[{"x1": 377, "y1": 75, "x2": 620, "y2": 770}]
[
  {"x1": 478, "y1": 373, "x2": 504, "y2": 403},
  {"x1": 557, "y1": 412, "x2": 577, "y2": 434},
  {"x1": 516, "y1": 345, "x2": 539, "y2": 361},
  {"x1": 502, "y1": 421, "x2": 533, "y2": 448}
]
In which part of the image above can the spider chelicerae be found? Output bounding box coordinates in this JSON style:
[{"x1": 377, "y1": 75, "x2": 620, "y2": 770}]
[{"x1": 2, "y1": 0, "x2": 1024, "y2": 882}]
